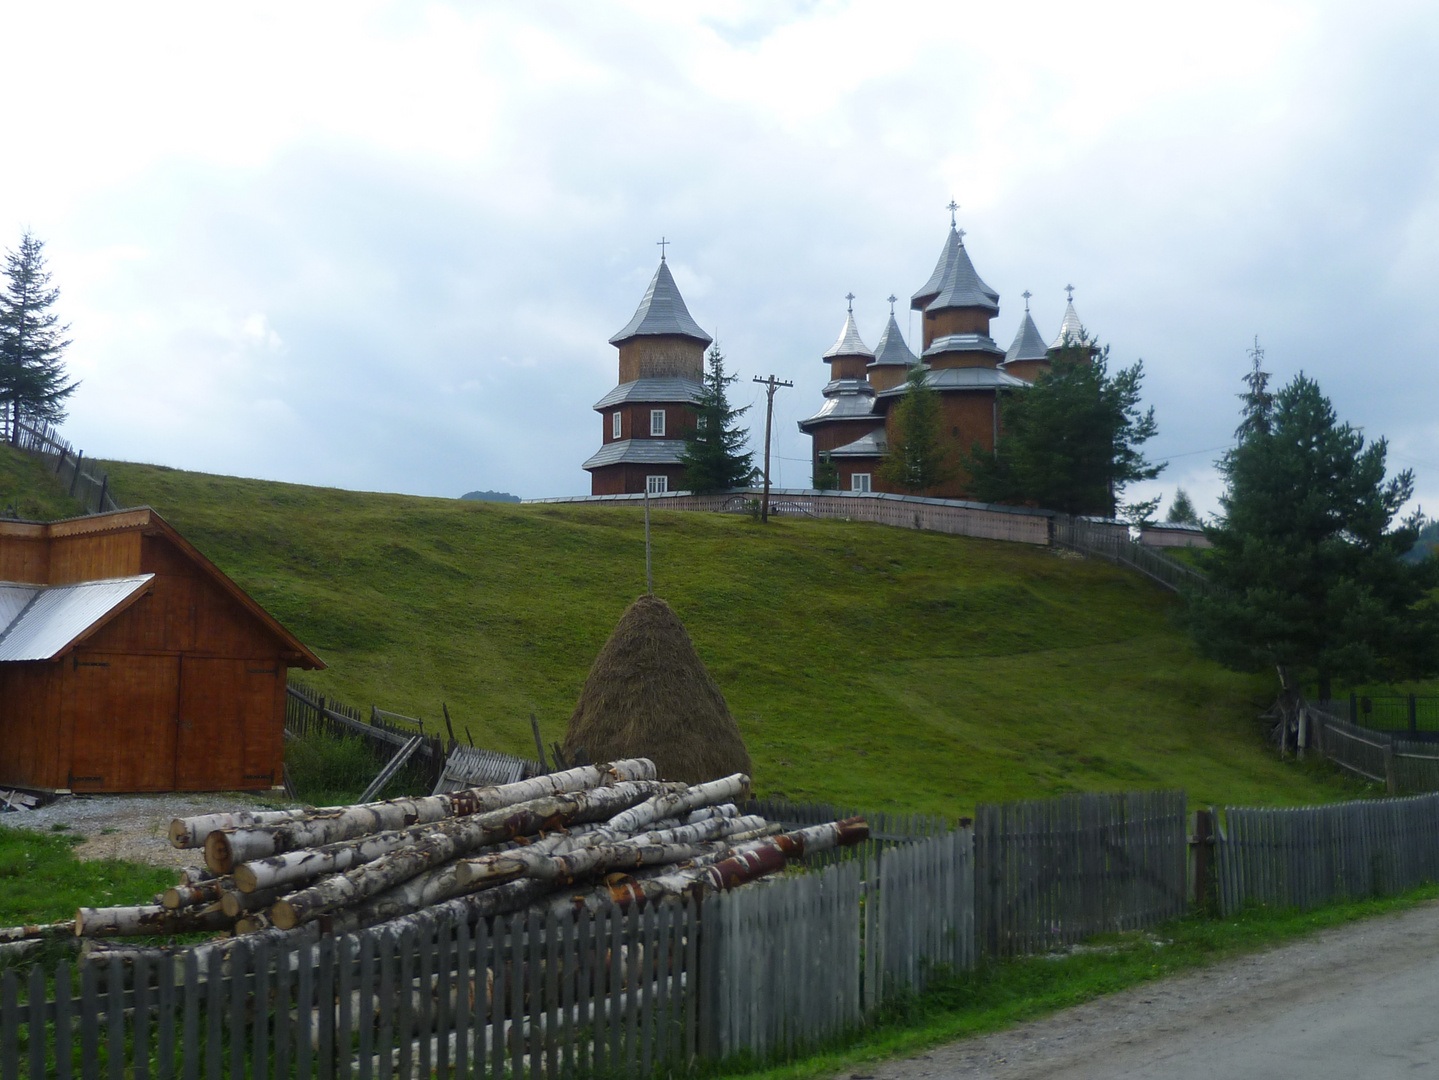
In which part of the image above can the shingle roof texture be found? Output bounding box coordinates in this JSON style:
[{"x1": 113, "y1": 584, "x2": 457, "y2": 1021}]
[
  {"x1": 1004, "y1": 312, "x2": 1049, "y2": 365},
  {"x1": 876, "y1": 365, "x2": 1030, "y2": 399},
  {"x1": 582, "y1": 439, "x2": 690, "y2": 470},
  {"x1": 871, "y1": 313, "x2": 919, "y2": 367},
  {"x1": 823, "y1": 311, "x2": 874, "y2": 359},
  {"x1": 609, "y1": 260, "x2": 712, "y2": 347},
  {"x1": 593, "y1": 377, "x2": 704, "y2": 410},
  {"x1": 1048, "y1": 300, "x2": 1088, "y2": 351},
  {"x1": 911, "y1": 227, "x2": 999, "y2": 314}
]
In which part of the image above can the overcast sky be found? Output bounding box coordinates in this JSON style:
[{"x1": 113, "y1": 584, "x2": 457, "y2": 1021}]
[{"x1": 4, "y1": 1, "x2": 1437, "y2": 517}]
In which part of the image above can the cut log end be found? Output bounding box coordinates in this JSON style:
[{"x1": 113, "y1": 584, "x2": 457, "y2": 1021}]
[
  {"x1": 233, "y1": 865, "x2": 259, "y2": 894},
  {"x1": 168, "y1": 819, "x2": 192, "y2": 849},
  {"x1": 269, "y1": 901, "x2": 300, "y2": 931},
  {"x1": 204, "y1": 831, "x2": 235, "y2": 875}
]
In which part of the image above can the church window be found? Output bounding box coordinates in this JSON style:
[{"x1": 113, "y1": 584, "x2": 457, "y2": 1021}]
[
  {"x1": 851, "y1": 473, "x2": 871, "y2": 493},
  {"x1": 612, "y1": 411, "x2": 622, "y2": 439},
  {"x1": 650, "y1": 409, "x2": 666, "y2": 436},
  {"x1": 646, "y1": 474, "x2": 668, "y2": 494}
]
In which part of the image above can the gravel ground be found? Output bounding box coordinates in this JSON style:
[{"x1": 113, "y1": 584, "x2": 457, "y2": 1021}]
[
  {"x1": 1, "y1": 792, "x2": 302, "y2": 871},
  {"x1": 851, "y1": 898, "x2": 1439, "y2": 1079}
]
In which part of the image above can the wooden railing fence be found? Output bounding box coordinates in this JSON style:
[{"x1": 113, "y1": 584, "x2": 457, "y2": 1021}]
[
  {"x1": 1215, "y1": 793, "x2": 1439, "y2": 915},
  {"x1": 6, "y1": 417, "x2": 122, "y2": 516},
  {"x1": 1050, "y1": 515, "x2": 1210, "y2": 595},
  {"x1": 1309, "y1": 707, "x2": 1439, "y2": 794},
  {"x1": 973, "y1": 790, "x2": 1188, "y2": 958}
]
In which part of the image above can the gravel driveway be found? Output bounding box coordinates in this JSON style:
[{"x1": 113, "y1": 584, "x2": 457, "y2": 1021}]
[{"x1": 855, "y1": 899, "x2": 1439, "y2": 1079}]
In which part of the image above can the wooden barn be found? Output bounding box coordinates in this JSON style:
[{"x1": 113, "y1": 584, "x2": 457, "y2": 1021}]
[{"x1": 0, "y1": 508, "x2": 323, "y2": 794}]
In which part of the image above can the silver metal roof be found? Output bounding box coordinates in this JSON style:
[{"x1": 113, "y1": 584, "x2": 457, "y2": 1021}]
[
  {"x1": 1048, "y1": 299, "x2": 1089, "y2": 351},
  {"x1": 0, "y1": 574, "x2": 154, "y2": 662},
  {"x1": 876, "y1": 366, "x2": 1030, "y2": 399},
  {"x1": 798, "y1": 382, "x2": 879, "y2": 430},
  {"x1": 592, "y1": 377, "x2": 704, "y2": 410},
  {"x1": 928, "y1": 237, "x2": 1000, "y2": 314},
  {"x1": 870, "y1": 313, "x2": 919, "y2": 366},
  {"x1": 912, "y1": 227, "x2": 960, "y2": 310},
  {"x1": 822, "y1": 310, "x2": 874, "y2": 360},
  {"x1": 582, "y1": 438, "x2": 689, "y2": 470},
  {"x1": 1004, "y1": 311, "x2": 1049, "y2": 365},
  {"x1": 828, "y1": 428, "x2": 888, "y2": 458},
  {"x1": 922, "y1": 333, "x2": 1005, "y2": 359},
  {"x1": 609, "y1": 260, "x2": 713, "y2": 347}
]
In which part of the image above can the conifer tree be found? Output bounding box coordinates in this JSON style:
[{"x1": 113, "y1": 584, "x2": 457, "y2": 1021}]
[
  {"x1": 0, "y1": 232, "x2": 76, "y2": 443},
  {"x1": 680, "y1": 344, "x2": 754, "y2": 493},
  {"x1": 1166, "y1": 488, "x2": 1200, "y2": 525},
  {"x1": 877, "y1": 365, "x2": 952, "y2": 493}
]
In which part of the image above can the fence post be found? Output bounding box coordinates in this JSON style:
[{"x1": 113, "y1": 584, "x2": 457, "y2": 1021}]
[
  {"x1": 1188, "y1": 809, "x2": 1215, "y2": 912},
  {"x1": 1410, "y1": 694, "x2": 1419, "y2": 735},
  {"x1": 69, "y1": 450, "x2": 83, "y2": 496},
  {"x1": 1350, "y1": 691, "x2": 1358, "y2": 725},
  {"x1": 1384, "y1": 744, "x2": 1398, "y2": 795}
]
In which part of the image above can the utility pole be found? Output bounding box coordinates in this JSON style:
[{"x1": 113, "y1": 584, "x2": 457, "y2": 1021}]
[{"x1": 752, "y1": 374, "x2": 793, "y2": 523}]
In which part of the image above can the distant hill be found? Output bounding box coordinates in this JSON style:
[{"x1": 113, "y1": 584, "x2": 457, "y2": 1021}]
[{"x1": 461, "y1": 490, "x2": 520, "y2": 503}]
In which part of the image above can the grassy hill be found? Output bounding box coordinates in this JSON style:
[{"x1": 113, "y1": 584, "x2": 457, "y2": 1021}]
[
  {"x1": 0, "y1": 444, "x2": 84, "y2": 520},
  {"x1": 81, "y1": 458, "x2": 1367, "y2": 817}
]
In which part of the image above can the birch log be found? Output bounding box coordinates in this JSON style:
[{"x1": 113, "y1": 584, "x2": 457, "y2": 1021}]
[
  {"x1": 222, "y1": 887, "x2": 284, "y2": 919},
  {"x1": 169, "y1": 808, "x2": 313, "y2": 849},
  {"x1": 0, "y1": 921, "x2": 75, "y2": 943},
  {"x1": 75, "y1": 902, "x2": 234, "y2": 938},
  {"x1": 205, "y1": 758, "x2": 658, "y2": 873},
  {"x1": 267, "y1": 782, "x2": 664, "y2": 930},
  {"x1": 161, "y1": 880, "x2": 229, "y2": 910},
  {"x1": 595, "y1": 774, "x2": 748, "y2": 838}
]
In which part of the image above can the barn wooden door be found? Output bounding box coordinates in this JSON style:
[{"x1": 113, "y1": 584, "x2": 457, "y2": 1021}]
[
  {"x1": 176, "y1": 658, "x2": 282, "y2": 790},
  {"x1": 64, "y1": 653, "x2": 180, "y2": 792}
]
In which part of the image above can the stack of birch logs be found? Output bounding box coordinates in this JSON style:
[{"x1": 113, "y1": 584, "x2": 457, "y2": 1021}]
[{"x1": 73, "y1": 758, "x2": 867, "y2": 956}]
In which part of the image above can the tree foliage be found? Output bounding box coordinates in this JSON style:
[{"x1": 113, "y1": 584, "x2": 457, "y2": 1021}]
[
  {"x1": 1184, "y1": 369, "x2": 1439, "y2": 699},
  {"x1": 0, "y1": 232, "x2": 76, "y2": 444},
  {"x1": 680, "y1": 344, "x2": 754, "y2": 493},
  {"x1": 1167, "y1": 488, "x2": 1200, "y2": 525},
  {"x1": 812, "y1": 450, "x2": 838, "y2": 491},
  {"x1": 877, "y1": 364, "x2": 952, "y2": 493},
  {"x1": 962, "y1": 339, "x2": 1163, "y2": 516}
]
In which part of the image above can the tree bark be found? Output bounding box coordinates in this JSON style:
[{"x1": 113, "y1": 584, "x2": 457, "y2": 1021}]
[
  {"x1": 75, "y1": 902, "x2": 233, "y2": 938},
  {"x1": 161, "y1": 880, "x2": 230, "y2": 910},
  {"x1": 205, "y1": 758, "x2": 658, "y2": 873},
  {"x1": 599, "y1": 774, "x2": 748, "y2": 836},
  {"x1": 169, "y1": 808, "x2": 314, "y2": 849},
  {"x1": 222, "y1": 887, "x2": 284, "y2": 919},
  {"x1": 0, "y1": 921, "x2": 75, "y2": 943}
]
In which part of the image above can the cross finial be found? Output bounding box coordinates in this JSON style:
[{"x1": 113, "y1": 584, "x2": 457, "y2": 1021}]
[
  {"x1": 887, "y1": 294, "x2": 898, "y2": 313},
  {"x1": 1022, "y1": 289, "x2": 1032, "y2": 311},
  {"x1": 957, "y1": 228, "x2": 966, "y2": 241},
  {"x1": 657, "y1": 236, "x2": 669, "y2": 260},
  {"x1": 947, "y1": 199, "x2": 959, "y2": 227},
  {"x1": 1064, "y1": 283, "x2": 1075, "y2": 303},
  {"x1": 845, "y1": 292, "x2": 855, "y2": 312}
]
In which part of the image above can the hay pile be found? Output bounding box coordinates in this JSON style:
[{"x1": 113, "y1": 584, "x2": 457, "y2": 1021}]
[{"x1": 563, "y1": 596, "x2": 752, "y2": 785}]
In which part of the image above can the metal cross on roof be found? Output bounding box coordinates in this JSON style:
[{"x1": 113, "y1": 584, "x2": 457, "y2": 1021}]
[
  {"x1": 888, "y1": 294, "x2": 898, "y2": 313},
  {"x1": 657, "y1": 236, "x2": 670, "y2": 260},
  {"x1": 1022, "y1": 289, "x2": 1032, "y2": 310},
  {"x1": 957, "y1": 228, "x2": 966, "y2": 240},
  {"x1": 947, "y1": 199, "x2": 959, "y2": 226},
  {"x1": 1065, "y1": 283, "x2": 1075, "y2": 302},
  {"x1": 846, "y1": 292, "x2": 855, "y2": 312}
]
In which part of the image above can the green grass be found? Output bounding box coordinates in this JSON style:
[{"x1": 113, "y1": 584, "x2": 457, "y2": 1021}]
[
  {"x1": 81, "y1": 458, "x2": 1374, "y2": 816},
  {"x1": 0, "y1": 445, "x2": 83, "y2": 520},
  {"x1": 0, "y1": 827, "x2": 173, "y2": 927},
  {"x1": 711, "y1": 887, "x2": 1439, "y2": 1080}
]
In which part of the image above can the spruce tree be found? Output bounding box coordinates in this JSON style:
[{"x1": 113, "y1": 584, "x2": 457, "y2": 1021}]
[
  {"x1": 877, "y1": 365, "x2": 952, "y2": 493},
  {"x1": 962, "y1": 342, "x2": 1162, "y2": 516},
  {"x1": 1184, "y1": 372, "x2": 1439, "y2": 700},
  {"x1": 1166, "y1": 488, "x2": 1200, "y2": 525},
  {"x1": 680, "y1": 344, "x2": 754, "y2": 493},
  {"x1": 0, "y1": 232, "x2": 76, "y2": 443}
]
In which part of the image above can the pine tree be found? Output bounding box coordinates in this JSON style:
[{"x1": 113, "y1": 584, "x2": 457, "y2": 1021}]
[
  {"x1": 812, "y1": 451, "x2": 838, "y2": 490},
  {"x1": 1166, "y1": 488, "x2": 1200, "y2": 525},
  {"x1": 1184, "y1": 372, "x2": 1439, "y2": 700},
  {"x1": 680, "y1": 344, "x2": 754, "y2": 493},
  {"x1": 962, "y1": 342, "x2": 1162, "y2": 516},
  {"x1": 0, "y1": 232, "x2": 77, "y2": 444},
  {"x1": 877, "y1": 365, "x2": 952, "y2": 493}
]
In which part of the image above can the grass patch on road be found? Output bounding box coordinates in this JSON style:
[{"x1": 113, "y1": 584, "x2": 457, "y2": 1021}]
[{"x1": 715, "y1": 885, "x2": 1439, "y2": 1080}]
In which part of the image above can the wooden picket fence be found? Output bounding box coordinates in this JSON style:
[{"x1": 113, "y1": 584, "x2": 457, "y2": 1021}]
[
  {"x1": 1215, "y1": 792, "x2": 1439, "y2": 915},
  {"x1": 973, "y1": 790, "x2": 1188, "y2": 957}
]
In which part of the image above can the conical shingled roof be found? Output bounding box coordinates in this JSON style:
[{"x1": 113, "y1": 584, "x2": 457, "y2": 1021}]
[
  {"x1": 1004, "y1": 311, "x2": 1048, "y2": 365},
  {"x1": 928, "y1": 234, "x2": 1000, "y2": 315},
  {"x1": 822, "y1": 310, "x2": 874, "y2": 360},
  {"x1": 609, "y1": 259, "x2": 713, "y2": 347},
  {"x1": 1048, "y1": 297, "x2": 1088, "y2": 351},
  {"x1": 911, "y1": 227, "x2": 960, "y2": 311},
  {"x1": 871, "y1": 312, "x2": 918, "y2": 366}
]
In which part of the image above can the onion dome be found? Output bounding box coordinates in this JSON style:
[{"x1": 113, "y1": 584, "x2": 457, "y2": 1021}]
[
  {"x1": 1004, "y1": 292, "x2": 1048, "y2": 365},
  {"x1": 1047, "y1": 285, "x2": 1090, "y2": 351},
  {"x1": 823, "y1": 295, "x2": 874, "y2": 360},
  {"x1": 609, "y1": 258, "x2": 713, "y2": 347},
  {"x1": 871, "y1": 297, "x2": 919, "y2": 367}
]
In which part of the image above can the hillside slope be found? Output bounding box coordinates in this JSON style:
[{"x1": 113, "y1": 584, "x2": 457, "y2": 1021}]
[
  {"x1": 0, "y1": 445, "x2": 83, "y2": 520},
  {"x1": 95, "y1": 459, "x2": 1363, "y2": 815}
]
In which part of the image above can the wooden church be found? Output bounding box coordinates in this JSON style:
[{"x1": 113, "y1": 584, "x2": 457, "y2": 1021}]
[{"x1": 0, "y1": 508, "x2": 323, "y2": 794}]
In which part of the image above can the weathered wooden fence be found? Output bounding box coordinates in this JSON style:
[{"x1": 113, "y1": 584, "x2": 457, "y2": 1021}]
[
  {"x1": 973, "y1": 790, "x2": 1188, "y2": 957},
  {"x1": 1309, "y1": 708, "x2": 1439, "y2": 794},
  {"x1": 1050, "y1": 516, "x2": 1210, "y2": 595},
  {"x1": 1215, "y1": 793, "x2": 1439, "y2": 915},
  {"x1": 6, "y1": 417, "x2": 122, "y2": 516}
]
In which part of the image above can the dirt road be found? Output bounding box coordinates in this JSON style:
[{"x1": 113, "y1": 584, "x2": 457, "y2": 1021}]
[{"x1": 860, "y1": 900, "x2": 1439, "y2": 1079}]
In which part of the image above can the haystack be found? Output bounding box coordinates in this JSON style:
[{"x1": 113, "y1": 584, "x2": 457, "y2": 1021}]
[{"x1": 563, "y1": 595, "x2": 752, "y2": 785}]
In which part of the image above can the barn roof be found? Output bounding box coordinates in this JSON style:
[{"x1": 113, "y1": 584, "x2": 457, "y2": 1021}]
[
  {"x1": 0, "y1": 575, "x2": 154, "y2": 661},
  {"x1": 0, "y1": 507, "x2": 324, "y2": 668}
]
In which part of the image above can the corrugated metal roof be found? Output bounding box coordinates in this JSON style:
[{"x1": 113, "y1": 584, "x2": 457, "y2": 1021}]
[
  {"x1": 609, "y1": 260, "x2": 713, "y2": 347},
  {"x1": 0, "y1": 583, "x2": 37, "y2": 634},
  {"x1": 582, "y1": 439, "x2": 690, "y2": 470},
  {"x1": 0, "y1": 574, "x2": 154, "y2": 662},
  {"x1": 871, "y1": 313, "x2": 919, "y2": 367},
  {"x1": 876, "y1": 366, "x2": 1030, "y2": 399},
  {"x1": 1004, "y1": 311, "x2": 1049, "y2": 364},
  {"x1": 1049, "y1": 298, "x2": 1090, "y2": 351},
  {"x1": 822, "y1": 310, "x2": 874, "y2": 359},
  {"x1": 828, "y1": 429, "x2": 888, "y2": 458},
  {"x1": 593, "y1": 377, "x2": 704, "y2": 410},
  {"x1": 922, "y1": 333, "x2": 1005, "y2": 359}
]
